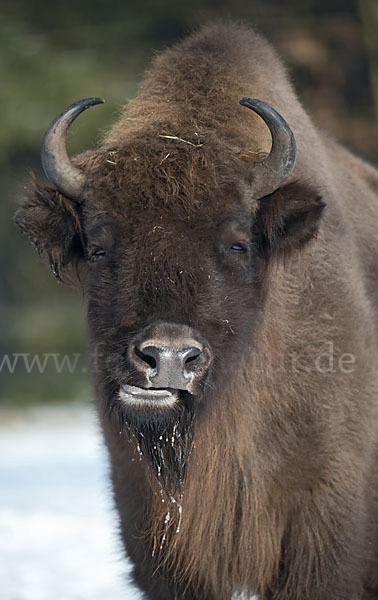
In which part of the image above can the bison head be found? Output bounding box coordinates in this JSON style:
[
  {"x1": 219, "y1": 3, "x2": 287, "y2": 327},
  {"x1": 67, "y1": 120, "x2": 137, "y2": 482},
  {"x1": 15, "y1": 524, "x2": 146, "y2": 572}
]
[{"x1": 15, "y1": 97, "x2": 324, "y2": 491}]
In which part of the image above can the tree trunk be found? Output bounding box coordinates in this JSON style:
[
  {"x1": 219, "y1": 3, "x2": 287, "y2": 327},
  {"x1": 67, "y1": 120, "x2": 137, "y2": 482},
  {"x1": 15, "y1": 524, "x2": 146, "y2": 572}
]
[{"x1": 359, "y1": 0, "x2": 378, "y2": 122}]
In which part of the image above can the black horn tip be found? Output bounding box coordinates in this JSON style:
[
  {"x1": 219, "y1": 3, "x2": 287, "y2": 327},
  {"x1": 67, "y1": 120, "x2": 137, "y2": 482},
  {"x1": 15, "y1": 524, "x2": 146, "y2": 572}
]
[
  {"x1": 239, "y1": 97, "x2": 286, "y2": 128},
  {"x1": 87, "y1": 97, "x2": 105, "y2": 105},
  {"x1": 44, "y1": 97, "x2": 105, "y2": 135},
  {"x1": 239, "y1": 97, "x2": 253, "y2": 107},
  {"x1": 70, "y1": 97, "x2": 105, "y2": 110},
  {"x1": 240, "y1": 97, "x2": 260, "y2": 110}
]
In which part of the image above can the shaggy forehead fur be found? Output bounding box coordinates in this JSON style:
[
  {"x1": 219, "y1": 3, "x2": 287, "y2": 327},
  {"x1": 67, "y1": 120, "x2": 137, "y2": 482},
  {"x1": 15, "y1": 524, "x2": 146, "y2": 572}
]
[{"x1": 78, "y1": 135, "x2": 259, "y2": 223}]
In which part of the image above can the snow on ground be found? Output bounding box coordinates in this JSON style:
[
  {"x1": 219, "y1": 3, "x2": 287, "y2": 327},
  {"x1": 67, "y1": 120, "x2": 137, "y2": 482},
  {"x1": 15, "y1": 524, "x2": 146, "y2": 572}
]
[
  {"x1": 0, "y1": 403, "x2": 143, "y2": 600},
  {"x1": 0, "y1": 403, "x2": 258, "y2": 600}
]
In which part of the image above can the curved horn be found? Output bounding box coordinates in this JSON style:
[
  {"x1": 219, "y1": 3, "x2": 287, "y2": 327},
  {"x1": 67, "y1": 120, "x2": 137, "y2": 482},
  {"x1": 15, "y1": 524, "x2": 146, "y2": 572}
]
[
  {"x1": 239, "y1": 98, "x2": 296, "y2": 198},
  {"x1": 41, "y1": 97, "x2": 105, "y2": 201}
]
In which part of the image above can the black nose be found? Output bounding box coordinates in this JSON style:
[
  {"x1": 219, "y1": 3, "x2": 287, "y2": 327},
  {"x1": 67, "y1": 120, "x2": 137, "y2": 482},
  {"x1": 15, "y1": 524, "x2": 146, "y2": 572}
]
[{"x1": 133, "y1": 341, "x2": 211, "y2": 391}]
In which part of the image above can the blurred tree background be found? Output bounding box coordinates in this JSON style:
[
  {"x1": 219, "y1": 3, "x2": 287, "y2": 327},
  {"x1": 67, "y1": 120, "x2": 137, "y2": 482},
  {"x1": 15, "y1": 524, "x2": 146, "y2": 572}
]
[{"x1": 1, "y1": 0, "x2": 377, "y2": 405}]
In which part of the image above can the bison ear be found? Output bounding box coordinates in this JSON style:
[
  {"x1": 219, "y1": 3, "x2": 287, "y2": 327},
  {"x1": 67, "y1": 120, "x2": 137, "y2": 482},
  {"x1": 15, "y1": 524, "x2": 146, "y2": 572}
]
[
  {"x1": 14, "y1": 175, "x2": 85, "y2": 281},
  {"x1": 252, "y1": 182, "x2": 325, "y2": 258}
]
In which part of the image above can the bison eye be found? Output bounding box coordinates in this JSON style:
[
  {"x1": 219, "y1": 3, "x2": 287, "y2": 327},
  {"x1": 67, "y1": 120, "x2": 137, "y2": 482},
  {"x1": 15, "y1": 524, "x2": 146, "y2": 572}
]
[
  {"x1": 230, "y1": 242, "x2": 248, "y2": 253},
  {"x1": 89, "y1": 248, "x2": 107, "y2": 262}
]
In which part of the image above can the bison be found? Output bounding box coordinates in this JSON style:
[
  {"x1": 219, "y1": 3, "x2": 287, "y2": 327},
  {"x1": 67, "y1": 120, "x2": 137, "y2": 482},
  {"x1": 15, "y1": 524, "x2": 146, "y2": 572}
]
[{"x1": 15, "y1": 21, "x2": 378, "y2": 600}]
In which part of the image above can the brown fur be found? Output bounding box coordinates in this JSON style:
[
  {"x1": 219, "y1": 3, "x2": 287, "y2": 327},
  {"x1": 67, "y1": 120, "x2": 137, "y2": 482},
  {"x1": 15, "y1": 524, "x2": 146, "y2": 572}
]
[{"x1": 15, "y1": 22, "x2": 378, "y2": 599}]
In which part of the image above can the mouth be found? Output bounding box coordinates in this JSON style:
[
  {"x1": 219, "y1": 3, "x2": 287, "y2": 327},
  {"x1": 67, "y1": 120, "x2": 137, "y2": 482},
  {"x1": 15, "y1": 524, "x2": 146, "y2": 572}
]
[{"x1": 119, "y1": 384, "x2": 178, "y2": 408}]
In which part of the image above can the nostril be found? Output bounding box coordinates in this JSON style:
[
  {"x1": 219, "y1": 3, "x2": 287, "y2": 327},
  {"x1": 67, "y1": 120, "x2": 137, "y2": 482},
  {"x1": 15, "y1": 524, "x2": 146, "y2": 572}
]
[
  {"x1": 184, "y1": 347, "x2": 202, "y2": 365},
  {"x1": 134, "y1": 346, "x2": 157, "y2": 369}
]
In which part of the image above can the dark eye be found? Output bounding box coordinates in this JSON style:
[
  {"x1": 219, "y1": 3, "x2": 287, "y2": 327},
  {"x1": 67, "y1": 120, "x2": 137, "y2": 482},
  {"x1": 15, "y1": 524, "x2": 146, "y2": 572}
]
[
  {"x1": 89, "y1": 248, "x2": 107, "y2": 262},
  {"x1": 230, "y1": 242, "x2": 248, "y2": 253}
]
